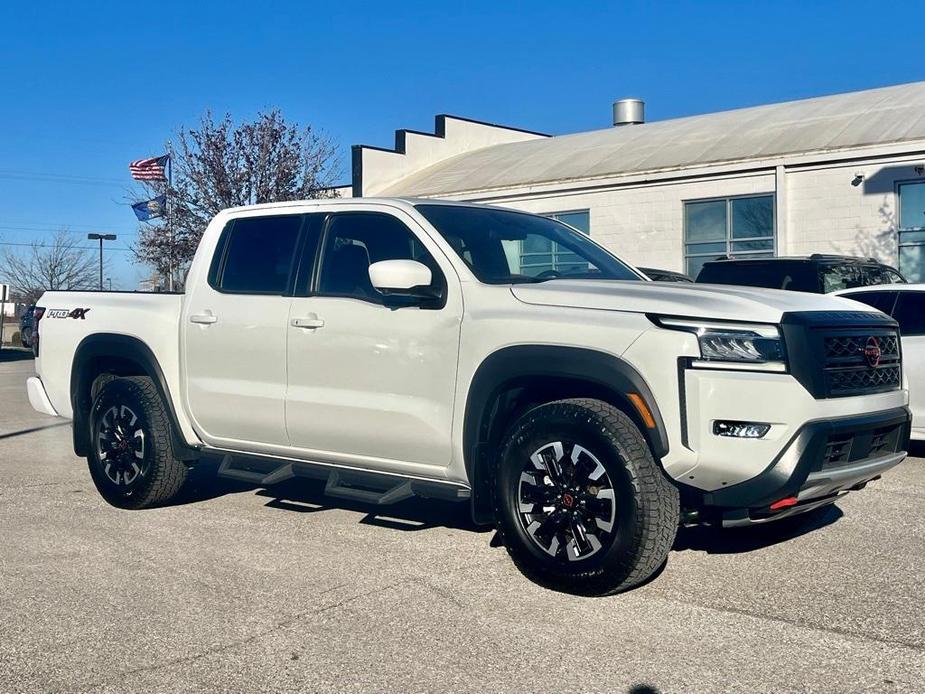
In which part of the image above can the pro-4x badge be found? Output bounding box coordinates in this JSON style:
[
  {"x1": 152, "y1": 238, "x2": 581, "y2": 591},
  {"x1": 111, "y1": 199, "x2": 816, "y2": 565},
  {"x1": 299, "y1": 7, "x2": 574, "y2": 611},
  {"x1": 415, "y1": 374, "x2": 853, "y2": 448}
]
[{"x1": 47, "y1": 308, "x2": 91, "y2": 319}]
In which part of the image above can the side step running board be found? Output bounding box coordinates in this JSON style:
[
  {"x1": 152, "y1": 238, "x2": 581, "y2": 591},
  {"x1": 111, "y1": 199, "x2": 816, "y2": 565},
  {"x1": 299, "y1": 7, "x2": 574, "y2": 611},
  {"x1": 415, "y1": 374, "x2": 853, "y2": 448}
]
[
  {"x1": 215, "y1": 453, "x2": 469, "y2": 504},
  {"x1": 324, "y1": 471, "x2": 414, "y2": 505}
]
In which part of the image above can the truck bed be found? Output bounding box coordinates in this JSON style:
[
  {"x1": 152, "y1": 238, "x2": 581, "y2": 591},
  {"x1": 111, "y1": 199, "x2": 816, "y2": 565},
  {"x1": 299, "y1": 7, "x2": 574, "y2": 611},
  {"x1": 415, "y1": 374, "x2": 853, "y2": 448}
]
[{"x1": 35, "y1": 291, "x2": 184, "y2": 420}]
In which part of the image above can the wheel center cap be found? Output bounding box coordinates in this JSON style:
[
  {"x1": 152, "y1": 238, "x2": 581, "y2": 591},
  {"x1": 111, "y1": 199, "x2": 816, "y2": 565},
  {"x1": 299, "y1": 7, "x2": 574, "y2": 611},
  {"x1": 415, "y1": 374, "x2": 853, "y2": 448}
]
[{"x1": 561, "y1": 492, "x2": 575, "y2": 508}]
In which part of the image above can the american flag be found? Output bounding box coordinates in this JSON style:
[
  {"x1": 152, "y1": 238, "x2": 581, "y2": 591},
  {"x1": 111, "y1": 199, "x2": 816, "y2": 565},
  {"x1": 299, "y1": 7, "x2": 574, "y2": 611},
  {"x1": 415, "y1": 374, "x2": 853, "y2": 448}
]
[{"x1": 129, "y1": 155, "x2": 168, "y2": 181}]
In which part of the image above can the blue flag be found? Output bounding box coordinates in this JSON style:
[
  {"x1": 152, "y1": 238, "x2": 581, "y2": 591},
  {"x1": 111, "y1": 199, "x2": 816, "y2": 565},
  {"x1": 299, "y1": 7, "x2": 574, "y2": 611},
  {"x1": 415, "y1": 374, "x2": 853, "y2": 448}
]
[{"x1": 132, "y1": 194, "x2": 167, "y2": 221}]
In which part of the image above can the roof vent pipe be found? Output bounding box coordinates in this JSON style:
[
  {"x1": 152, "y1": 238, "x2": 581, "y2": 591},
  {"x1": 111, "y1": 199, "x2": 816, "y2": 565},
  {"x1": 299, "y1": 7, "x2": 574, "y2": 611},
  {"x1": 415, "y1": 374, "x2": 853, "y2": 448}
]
[{"x1": 613, "y1": 98, "x2": 645, "y2": 126}]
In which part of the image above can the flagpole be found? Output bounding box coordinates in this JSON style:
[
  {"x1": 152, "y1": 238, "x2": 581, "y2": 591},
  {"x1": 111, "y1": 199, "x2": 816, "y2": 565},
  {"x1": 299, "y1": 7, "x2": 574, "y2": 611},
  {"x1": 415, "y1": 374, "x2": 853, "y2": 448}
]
[{"x1": 167, "y1": 149, "x2": 174, "y2": 292}]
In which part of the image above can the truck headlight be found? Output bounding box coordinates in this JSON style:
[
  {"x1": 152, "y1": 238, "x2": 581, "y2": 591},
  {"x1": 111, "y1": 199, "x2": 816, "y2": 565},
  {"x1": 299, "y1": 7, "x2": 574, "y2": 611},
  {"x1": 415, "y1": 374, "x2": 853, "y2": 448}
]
[{"x1": 653, "y1": 317, "x2": 787, "y2": 372}]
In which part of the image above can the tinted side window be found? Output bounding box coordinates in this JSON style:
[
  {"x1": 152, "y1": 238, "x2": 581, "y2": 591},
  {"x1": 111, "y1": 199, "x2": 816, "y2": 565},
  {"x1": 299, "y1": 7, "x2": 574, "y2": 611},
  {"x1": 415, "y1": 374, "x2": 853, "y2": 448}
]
[
  {"x1": 218, "y1": 215, "x2": 303, "y2": 294},
  {"x1": 697, "y1": 263, "x2": 793, "y2": 289},
  {"x1": 841, "y1": 291, "x2": 898, "y2": 315},
  {"x1": 317, "y1": 212, "x2": 436, "y2": 303},
  {"x1": 893, "y1": 292, "x2": 925, "y2": 336}
]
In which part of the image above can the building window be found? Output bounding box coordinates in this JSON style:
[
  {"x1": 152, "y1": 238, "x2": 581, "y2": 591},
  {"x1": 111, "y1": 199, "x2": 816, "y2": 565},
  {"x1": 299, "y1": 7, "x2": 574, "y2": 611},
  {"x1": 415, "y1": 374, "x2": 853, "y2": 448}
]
[
  {"x1": 510, "y1": 210, "x2": 591, "y2": 277},
  {"x1": 898, "y1": 181, "x2": 925, "y2": 282},
  {"x1": 684, "y1": 195, "x2": 775, "y2": 278}
]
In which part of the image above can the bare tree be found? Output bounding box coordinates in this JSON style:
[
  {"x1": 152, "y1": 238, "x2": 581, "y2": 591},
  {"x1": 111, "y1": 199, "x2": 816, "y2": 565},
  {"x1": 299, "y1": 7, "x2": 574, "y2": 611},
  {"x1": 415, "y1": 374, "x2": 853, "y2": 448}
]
[
  {"x1": 0, "y1": 231, "x2": 100, "y2": 304},
  {"x1": 133, "y1": 109, "x2": 340, "y2": 288}
]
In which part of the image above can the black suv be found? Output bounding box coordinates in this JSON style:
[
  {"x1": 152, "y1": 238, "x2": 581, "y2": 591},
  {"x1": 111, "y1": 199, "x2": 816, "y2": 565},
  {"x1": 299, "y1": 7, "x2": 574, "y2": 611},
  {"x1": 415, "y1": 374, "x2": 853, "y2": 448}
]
[{"x1": 696, "y1": 255, "x2": 906, "y2": 293}]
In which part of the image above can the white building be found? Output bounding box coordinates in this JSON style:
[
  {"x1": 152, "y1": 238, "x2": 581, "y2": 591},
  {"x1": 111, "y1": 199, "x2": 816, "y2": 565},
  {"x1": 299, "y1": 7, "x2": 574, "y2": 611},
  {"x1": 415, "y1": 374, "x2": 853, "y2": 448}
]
[{"x1": 346, "y1": 81, "x2": 925, "y2": 281}]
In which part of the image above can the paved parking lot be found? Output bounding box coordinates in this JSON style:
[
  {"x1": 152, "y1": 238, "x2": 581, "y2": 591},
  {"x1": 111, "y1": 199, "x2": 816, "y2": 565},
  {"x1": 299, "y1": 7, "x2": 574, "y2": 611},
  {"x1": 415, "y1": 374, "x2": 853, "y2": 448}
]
[{"x1": 1, "y1": 352, "x2": 924, "y2": 693}]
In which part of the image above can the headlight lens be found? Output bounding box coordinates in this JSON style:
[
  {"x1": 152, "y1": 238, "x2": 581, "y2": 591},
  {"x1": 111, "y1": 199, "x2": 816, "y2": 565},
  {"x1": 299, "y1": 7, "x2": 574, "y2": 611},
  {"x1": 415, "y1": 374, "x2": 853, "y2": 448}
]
[{"x1": 654, "y1": 317, "x2": 787, "y2": 371}]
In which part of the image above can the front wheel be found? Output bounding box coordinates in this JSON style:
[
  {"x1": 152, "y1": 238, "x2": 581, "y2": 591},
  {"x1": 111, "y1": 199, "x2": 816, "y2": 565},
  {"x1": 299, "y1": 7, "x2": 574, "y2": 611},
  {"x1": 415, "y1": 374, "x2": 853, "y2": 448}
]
[
  {"x1": 492, "y1": 398, "x2": 679, "y2": 595},
  {"x1": 87, "y1": 376, "x2": 188, "y2": 509}
]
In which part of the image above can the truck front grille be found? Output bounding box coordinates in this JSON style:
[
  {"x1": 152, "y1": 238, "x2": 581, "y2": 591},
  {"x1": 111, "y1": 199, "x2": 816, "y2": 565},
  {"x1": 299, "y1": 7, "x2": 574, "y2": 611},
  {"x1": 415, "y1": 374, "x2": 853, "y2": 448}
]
[
  {"x1": 781, "y1": 311, "x2": 903, "y2": 400},
  {"x1": 822, "y1": 332, "x2": 901, "y2": 397}
]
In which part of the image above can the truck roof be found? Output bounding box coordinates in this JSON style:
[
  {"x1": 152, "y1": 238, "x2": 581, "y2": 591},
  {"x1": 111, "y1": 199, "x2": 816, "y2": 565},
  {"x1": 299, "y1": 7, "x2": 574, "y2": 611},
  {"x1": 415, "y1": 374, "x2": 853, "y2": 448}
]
[{"x1": 222, "y1": 196, "x2": 495, "y2": 215}]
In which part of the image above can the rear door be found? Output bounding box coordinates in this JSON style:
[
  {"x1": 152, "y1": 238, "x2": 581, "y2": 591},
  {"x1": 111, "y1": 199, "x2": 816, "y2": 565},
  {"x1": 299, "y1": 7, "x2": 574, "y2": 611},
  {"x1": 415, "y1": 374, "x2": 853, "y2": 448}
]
[
  {"x1": 891, "y1": 291, "x2": 925, "y2": 433},
  {"x1": 182, "y1": 212, "x2": 305, "y2": 449}
]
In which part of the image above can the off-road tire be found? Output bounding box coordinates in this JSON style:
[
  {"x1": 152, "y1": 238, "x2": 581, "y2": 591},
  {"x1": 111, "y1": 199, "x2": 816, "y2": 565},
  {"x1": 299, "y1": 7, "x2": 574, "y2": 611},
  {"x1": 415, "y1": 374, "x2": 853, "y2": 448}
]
[
  {"x1": 87, "y1": 376, "x2": 188, "y2": 509},
  {"x1": 492, "y1": 398, "x2": 679, "y2": 595}
]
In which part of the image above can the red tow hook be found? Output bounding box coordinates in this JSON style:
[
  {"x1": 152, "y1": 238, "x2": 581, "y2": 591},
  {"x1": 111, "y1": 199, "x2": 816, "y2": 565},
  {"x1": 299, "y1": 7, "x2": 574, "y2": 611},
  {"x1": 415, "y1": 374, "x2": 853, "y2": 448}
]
[{"x1": 769, "y1": 496, "x2": 799, "y2": 511}]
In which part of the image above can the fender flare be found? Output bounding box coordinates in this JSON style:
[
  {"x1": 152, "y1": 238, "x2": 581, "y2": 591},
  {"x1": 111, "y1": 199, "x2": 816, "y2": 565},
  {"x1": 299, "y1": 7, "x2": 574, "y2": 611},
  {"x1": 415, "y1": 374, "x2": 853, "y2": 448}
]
[
  {"x1": 70, "y1": 333, "x2": 200, "y2": 461},
  {"x1": 463, "y1": 345, "x2": 669, "y2": 524}
]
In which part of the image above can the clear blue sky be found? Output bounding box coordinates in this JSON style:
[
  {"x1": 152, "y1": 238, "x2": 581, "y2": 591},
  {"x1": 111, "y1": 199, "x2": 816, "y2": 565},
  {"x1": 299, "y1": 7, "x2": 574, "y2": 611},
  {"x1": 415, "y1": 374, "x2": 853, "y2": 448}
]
[{"x1": 1, "y1": 0, "x2": 923, "y2": 289}]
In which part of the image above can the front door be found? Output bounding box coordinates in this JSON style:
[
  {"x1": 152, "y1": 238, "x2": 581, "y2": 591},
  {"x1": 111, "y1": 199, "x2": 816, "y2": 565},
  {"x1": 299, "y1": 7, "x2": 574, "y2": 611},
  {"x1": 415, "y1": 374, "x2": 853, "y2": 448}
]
[
  {"x1": 285, "y1": 209, "x2": 463, "y2": 476},
  {"x1": 183, "y1": 212, "x2": 304, "y2": 449}
]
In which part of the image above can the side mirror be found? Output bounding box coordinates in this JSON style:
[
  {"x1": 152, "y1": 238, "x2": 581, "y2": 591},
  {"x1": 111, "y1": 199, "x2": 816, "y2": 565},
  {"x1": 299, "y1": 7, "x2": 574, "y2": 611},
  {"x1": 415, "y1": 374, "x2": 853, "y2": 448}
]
[{"x1": 369, "y1": 259, "x2": 434, "y2": 297}]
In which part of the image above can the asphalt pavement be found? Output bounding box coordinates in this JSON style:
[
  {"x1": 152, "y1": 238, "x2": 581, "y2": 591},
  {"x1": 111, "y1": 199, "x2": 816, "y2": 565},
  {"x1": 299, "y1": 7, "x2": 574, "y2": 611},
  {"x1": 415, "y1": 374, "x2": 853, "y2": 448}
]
[{"x1": 1, "y1": 351, "x2": 924, "y2": 693}]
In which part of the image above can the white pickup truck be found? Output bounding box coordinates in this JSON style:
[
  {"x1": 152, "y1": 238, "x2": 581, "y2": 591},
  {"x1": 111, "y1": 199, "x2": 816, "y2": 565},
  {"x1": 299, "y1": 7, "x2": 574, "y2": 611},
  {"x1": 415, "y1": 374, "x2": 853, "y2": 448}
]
[{"x1": 27, "y1": 198, "x2": 912, "y2": 594}]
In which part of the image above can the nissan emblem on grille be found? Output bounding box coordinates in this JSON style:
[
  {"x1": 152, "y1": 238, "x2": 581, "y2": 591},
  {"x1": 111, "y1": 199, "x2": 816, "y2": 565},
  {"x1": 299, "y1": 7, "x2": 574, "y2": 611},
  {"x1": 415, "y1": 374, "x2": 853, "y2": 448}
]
[{"x1": 862, "y1": 336, "x2": 881, "y2": 368}]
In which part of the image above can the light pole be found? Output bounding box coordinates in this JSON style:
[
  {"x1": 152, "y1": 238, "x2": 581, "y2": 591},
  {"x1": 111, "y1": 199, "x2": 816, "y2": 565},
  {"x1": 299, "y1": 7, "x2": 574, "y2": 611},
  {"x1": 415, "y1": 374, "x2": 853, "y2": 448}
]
[{"x1": 87, "y1": 234, "x2": 117, "y2": 290}]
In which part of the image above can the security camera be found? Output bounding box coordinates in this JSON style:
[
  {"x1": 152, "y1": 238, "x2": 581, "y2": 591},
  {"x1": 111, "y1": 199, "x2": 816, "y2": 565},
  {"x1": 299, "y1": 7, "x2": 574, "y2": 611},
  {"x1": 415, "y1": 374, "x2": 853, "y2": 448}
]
[{"x1": 851, "y1": 173, "x2": 865, "y2": 187}]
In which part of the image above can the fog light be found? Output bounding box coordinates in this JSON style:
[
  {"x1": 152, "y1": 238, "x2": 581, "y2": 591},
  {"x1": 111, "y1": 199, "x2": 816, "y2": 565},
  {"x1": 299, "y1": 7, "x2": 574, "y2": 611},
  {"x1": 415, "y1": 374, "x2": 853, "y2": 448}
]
[{"x1": 713, "y1": 421, "x2": 771, "y2": 439}]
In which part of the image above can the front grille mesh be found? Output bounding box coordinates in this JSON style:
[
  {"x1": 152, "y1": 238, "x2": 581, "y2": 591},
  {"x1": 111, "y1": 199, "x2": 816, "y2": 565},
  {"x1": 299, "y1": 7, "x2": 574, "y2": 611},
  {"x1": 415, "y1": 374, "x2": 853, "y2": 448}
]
[
  {"x1": 822, "y1": 330, "x2": 901, "y2": 397},
  {"x1": 825, "y1": 335, "x2": 899, "y2": 361},
  {"x1": 826, "y1": 365, "x2": 901, "y2": 394}
]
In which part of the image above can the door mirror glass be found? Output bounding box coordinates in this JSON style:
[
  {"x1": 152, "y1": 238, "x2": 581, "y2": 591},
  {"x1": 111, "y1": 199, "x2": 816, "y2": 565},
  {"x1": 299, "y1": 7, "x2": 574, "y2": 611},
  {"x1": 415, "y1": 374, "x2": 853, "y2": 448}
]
[{"x1": 369, "y1": 259, "x2": 433, "y2": 296}]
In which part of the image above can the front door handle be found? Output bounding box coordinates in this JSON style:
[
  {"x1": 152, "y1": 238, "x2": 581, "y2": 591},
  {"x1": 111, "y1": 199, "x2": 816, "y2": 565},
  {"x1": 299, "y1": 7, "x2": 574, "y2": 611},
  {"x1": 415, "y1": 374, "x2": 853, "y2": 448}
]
[
  {"x1": 291, "y1": 316, "x2": 325, "y2": 329},
  {"x1": 190, "y1": 313, "x2": 218, "y2": 325}
]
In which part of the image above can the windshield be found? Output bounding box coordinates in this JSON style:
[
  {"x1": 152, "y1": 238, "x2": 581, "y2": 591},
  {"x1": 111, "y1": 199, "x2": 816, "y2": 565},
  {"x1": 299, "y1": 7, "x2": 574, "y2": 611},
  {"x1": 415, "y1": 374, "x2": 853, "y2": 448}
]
[{"x1": 416, "y1": 204, "x2": 642, "y2": 284}]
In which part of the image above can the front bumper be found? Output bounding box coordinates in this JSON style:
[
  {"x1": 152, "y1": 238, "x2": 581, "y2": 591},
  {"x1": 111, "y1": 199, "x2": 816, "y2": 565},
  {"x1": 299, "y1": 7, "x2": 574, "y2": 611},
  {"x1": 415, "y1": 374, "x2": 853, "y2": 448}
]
[{"x1": 699, "y1": 407, "x2": 911, "y2": 525}]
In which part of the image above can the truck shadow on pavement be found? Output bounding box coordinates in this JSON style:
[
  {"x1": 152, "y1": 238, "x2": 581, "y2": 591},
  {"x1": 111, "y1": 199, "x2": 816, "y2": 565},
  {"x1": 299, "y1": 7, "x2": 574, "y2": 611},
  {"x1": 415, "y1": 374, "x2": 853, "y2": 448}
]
[
  {"x1": 254, "y1": 480, "x2": 484, "y2": 533},
  {"x1": 178, "y1": 458, "x2": 847, "y2": 552},
  {"x1": 177, "y1": 457, "x2": 485, "y2": 533},
  {"x1": 673, "y1": 504, "x2": 844, "y2": 554}
]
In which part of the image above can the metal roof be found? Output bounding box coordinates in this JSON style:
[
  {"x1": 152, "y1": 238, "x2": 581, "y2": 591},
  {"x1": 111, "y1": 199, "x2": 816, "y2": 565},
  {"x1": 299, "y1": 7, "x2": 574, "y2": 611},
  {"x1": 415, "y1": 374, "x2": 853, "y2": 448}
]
[{"x1": 383, "y1": 82, "x2": 925, "y2": 196}]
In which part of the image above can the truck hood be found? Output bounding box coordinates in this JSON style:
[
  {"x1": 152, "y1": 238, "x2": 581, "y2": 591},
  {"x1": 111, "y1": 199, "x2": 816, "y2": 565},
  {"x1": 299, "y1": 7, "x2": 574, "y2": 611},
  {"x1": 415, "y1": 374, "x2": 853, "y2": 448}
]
[{"x1": 510, "y1": 280, "x2": 868, "y2": 323}]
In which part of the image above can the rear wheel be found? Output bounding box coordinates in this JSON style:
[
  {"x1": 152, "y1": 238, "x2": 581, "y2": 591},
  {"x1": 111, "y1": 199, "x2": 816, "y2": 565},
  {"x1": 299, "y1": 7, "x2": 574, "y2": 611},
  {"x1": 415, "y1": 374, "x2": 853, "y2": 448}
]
[
  {"x1": 492, "y1": 398, "x2": 679, "y2": 595},
  {"x1": 87, "y1": 376, "x2": 188, "y2": 509}
]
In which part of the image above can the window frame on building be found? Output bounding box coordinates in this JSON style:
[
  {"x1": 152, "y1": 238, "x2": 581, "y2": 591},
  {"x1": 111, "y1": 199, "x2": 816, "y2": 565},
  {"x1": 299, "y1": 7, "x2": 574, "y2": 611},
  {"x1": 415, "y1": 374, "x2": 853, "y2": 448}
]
[
  {"x1": 682, "y1": 193, "x2": 776, "y2": 279},
  {"x1": 897, "y1": 179, "x2": 925, "y2": 283}
]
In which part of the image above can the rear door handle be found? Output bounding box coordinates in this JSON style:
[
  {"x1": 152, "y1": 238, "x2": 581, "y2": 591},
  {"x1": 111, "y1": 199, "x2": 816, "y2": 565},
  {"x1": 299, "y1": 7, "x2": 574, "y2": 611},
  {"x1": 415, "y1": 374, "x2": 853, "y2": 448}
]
[
  {"x1": 291, "y1": 316, "x2": 324, "y2": 329},
  {"x1": 190, "y1": 313, "x2": 218, "y2": 325}
]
